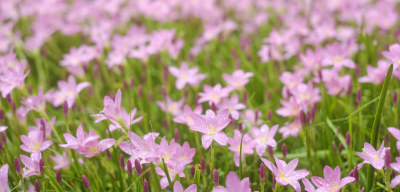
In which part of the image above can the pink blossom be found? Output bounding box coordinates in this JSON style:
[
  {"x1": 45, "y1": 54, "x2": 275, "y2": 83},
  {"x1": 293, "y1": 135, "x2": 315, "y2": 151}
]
[
  {"x1": 382, "y1": 43, "x2": 400, "y2": 69},
  {"x1": 190, "y1": 109, "x2": 231, "y2": 149},
  {"x1": 18, "y1": 87, "x2": 48, "y2": 118},
  {"x1": 217, "y1": 94, "x2": 245, "y2": 120},
  {"x1": 359, "y1": 60, "x2": 391, "y2": 84},
  {"x1": 156, "y1": 97, "x2": 185, "y2": 116},
  {"x1": 222, "y1": 70, "x2": 253, "y2": 90},
  {"x1": 241, "y1": 109, "x2": 262, "y2": 126},
  {"x1": 228, "y1": 130, "x2": 256, "y2": 166},
  {"x1": 173, "y1": 181, "x2": 197, "y2": 192},
  {"x1": 198, "y1": 84, "x2": 231, "y2": 105},
  {"x1": 28, "y1": 117, "x2": 55, "y2": 137},
  {"x1": 49, "y1": 75, "x2": 90, "y2": 108},
  {"x1": 253, "y1": 124, "x2": 278, "y2": 156},
  {"x1": 390, "y1": 157, "x2": 400, "y2": 188},
  {"x1": 357, "y1": 141, "x2": 388, "y2": 170},
  {"x1": 261, "y1": 156, "x2": 309, "y2": 192},
  {"x1": 169, "y1": 62, "x2": 206, "y2": 90},
  {"x1": 0, "y1": 164, "x2": 8, "y2": 192},
  {"x1": 50, "y1": 152, "x2": 70, "y2": 170},
  {"x1": 20, "y1": 130, "x2": 52, "y2": 153},
  {"x1": 0, "y1": 126, "x2": 7, "y2": 132},
  {"x1": 173, "y1": 105, "x2": 202, "y2": 126},
  {"x1": 60, "y1": 125, "x2": 115, "y2": 158},
  {"x1": 279, "y1": 119, "x2": 302, "y2": 138},
  {"x1": 303, "y1": 166, "x2": 355, "y2": 192},
  {"x1": 287, "y1": 82, "x2": 321, "y2": 106},
  {"x1": 119, "y1": 132, "x2": 159, "y2": 164},
  {"x1": 317, "y1": 69, "x2": 352, "y2": 96},
  {"x1": 20, "y1": 151, "x2": 42, "y2": 178},
  {"x1": 0, "y1": 50, "x2": 29, "y2": 97},
  {"x1": 276, "y1": 96, "x2": 305, "y2": 117},
  {"x1": 388, "y1": 127, "x2": 400, "y2": 152},
  {"x1": 322, "y1": 42, "x2": 355, "y2": 70},
  {"x1": 212, "y1": 172, "x2": 251, "y2": 192}
]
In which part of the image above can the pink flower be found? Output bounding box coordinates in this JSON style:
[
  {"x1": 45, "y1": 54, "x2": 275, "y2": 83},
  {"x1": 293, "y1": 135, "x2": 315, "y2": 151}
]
[
  {"x1": 321, "y1": 42, "x2": 355, "y2": 70},
  {"x1": 0, "y1": 50, "x2": 29, "y2": 97},
  {"x1": 60, "y1": 125, "x2": 115, "y2": 158},
  {"x1": 0, "y1": 126, "x2": 7, "y2": 132},
  {"x1": 359, "y1": 60, "x2": 391, "y2": 84},
  {"x1": 169, "y1": 62, "x2": 206, "y2": 90},
  {"x1": 50, "y1": 152, "x2": 70, "y2": 170},
  {"x1": 212, "y1": 172, "x2": 251, "y2": 192},
  {"x1": 119, "y1": 132, "x2": 160, "y2": 164},
  {"x1": 92, "y1": 89, "x2": 142, "y2": 132},
  {"x1": 217, "y1": 94, "x2": 245, "y2": 120},
  {"x1": 222, "y1": 70, "x2": 253, "y2": 90},
  {"x1": 388, "y1": 127, "x2": 400, "y2": 152},
  {"x1": 0, "y1": 164, "x2": 9, "y2": 192},
  {"x1": 20, "y1": 151, "x2": 42, "y2": 178},
  {"x1": 61, "y1": 45, "x2": 98, "y2": 76},
  {"x1": 318, "y1": 69, "x2": 352, "y2": 96},
  {"x1": 49, "y1": 75, "x2": 90, "y2": 108},
  {"x1": 303, "y1": 166, "x2": 355, "y2": 192},
  {"x1": 279, "y1": 119, "x2": 302, "y2": 138},
  {"x1": 241, "y1": 109, "x2": 262, "y2": 126},
  {"x1": 390, "y1": 157, "x2": 400, "y2": 188},
  {"x1": 261, "y1": 156, "x2": 309, "y2": 192},
  {"x1": 357, "y1": 141, "x2": 388, "y2": 170},
  {"x1": 174, "y1": 181, "x2": 197, "y2": 192},
  {"x1": 228, "y1": 130, "x2": 256, "y2": 166},
  {"x1": 20, "y1": 130, "x2": 52, "y2": 153},
  {"x1": 18, "y1": 87, "x2": 47, "y2": 118},
  {"x1": 382, "y1": 43, "x2": 400, "y2": 69},
  {"x1": 28, "y1": 117, "x2": 55, "y2": 137},
  {"x1": 173, "y1": 105, "x2": 202, "y2": 126},
  {"x1": 156, "y1": 97, "x2": 185, "y2": 116},
  {"x1": 198, "y1": 84, "x2": 231, "y2": 105},
  {"x1": 276, "y1": 96, "x2": 304, "y2": 117},
  {"x1": 287, "y1": 82, "x2": 321, "y2": 105},
  {"x1": 253, "y1": 124, "x2": 278, "y2": 156},
  {"x1": 190, "y1": 109, "x2": 231, "y2": 149}
]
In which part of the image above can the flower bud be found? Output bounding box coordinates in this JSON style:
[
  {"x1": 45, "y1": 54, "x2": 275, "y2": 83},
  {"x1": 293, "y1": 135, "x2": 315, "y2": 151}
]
[
  {"x1": 201, "y1": 158, "x2": 206, "y2": 173},
  {"x1": 105, "y1": 149, "x2": 112, "y2": 160},
  {"x1": 300, "y1": 110, "x2": 307, "y2": 126},
  {"x1": 394, "y1": 90, "x2": 398, "y2": 105},
  {"x1": 272, "y1": 177, "x2": 276, "y2": 190},
  {"x1": 135, "y1": 159, "x2": 143, "y2": 175},
  {"x1": 0, "y1": 109, "x2": 4, "y2": 122},
  {"x1": 190, "y1": 165, "x2": 196, "y2": 177},
  {"x1": 267, "y1": 110, "x2": 272, "y2": 121},
  {"x1": 356, "y1": 88, "x2": 362, "y2": 105},
  {"x1": 385, "y1": 133, "x2": 389, "y2": 146},
  {"x1": 39, "y1": 158, "x2": 45, "y2": 174},
  {"x1": 143, "y1": 179, "x2": 149, "y2": 192},
  {"x1": 213, "y1": 169, "x2": 219, "y2": 185},
  {"x1": 243, "y1": 91, "x2": 247, "y2": 104},
  {"x1": 35, "y1": 179, "x2": 40, "y2": 192},
  {"x1": 268, "y1": 146, "x2": 274, "y2": 157},
  {"x1": 349, "y1": 168, "x2": 359, "y2": 184},
  {"x1": 338, "y1": 143, "x2": 343, "y2": 153},
  {"x1": 1, "y1": 132, "x2": 5, "y2": 144},
  {"x1": 127, "y1": 160, "x2": 133, "y2": 175},
  {"x1": 138, "y1": 85, "x2": 143, "y2": 98},
  {"x1": 346, "y1": 132, "x2": 351, "y2": 147},
  {"x1": 174, "y1": 129, "x2": 180, "y2": 143},
  {"x1": 56, "y1": 170, "x2": 62, "y2": 184},
  {"x1": 82, "y1": 175, "x2": 90, "y2": 190},
  {"x1": 14, "y1": 157, "x2": 22, "y2": 174},
  {"x1": 162, "y1": 86, "x2": 167, "y2": 99},
  {"x1": 282, "y1": 144, "x2": 287, "y2": 160},
  {"x1": 260, "y1": 163, "x2": 265, "y2": 181},
  {"x1": 385, "y1": 149, "x2": 391, "y2": 169},
  {"x1": 119, "y1": 154, "x2": 124, "y2": 169},
  {"x1": 63, "y1": 101, "x2": 69, "y2": 116},
  {"x1": 361, "y1": 187, "x2": 365, "y2": 192},
  {"x1": 332, "y1": 142, "x2": 337, "y2": 153}
]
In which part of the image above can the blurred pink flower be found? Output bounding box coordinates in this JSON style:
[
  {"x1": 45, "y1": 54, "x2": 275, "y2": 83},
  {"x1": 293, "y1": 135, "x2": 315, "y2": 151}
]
[
  {"x1": 0, "y1": 126, "x2": 7, "y2": 132},
  {"x1": 217, "y1": 94, "x2": 245, "y2": 120},
  {"x1": 60, "y1": 125, "x2": 115, "y2": 158},
  {"x1": 20, "y1": 130, "x2": 52, "y2": 153},
  {"x1": 0, "y1": 164, "x2": 8, "y2": 192},
  {"x1": 276, "y1": 96, "x2": 304, "y2": 117},
  {"x1": 18, "y1": 87, "x2": 47, "y2": 118},
  {"x1": 279, "y1": 119, "x2": 302, "y2": 138},
  {"x1": 241, "y1": 109, "x2": 262, "y2": 126},
  {"x1": 322, "y1": 42, "x2": 355, "y2": 70},
  {"x1": 303, "y1": 166, "x2": 355, "y2": 192},
  {"x1": 390, "y1": 157, "x2": 400, "y2": 188},
  {"x1": 173, "y1": 105, "x2": 202, "y2": 126},
  {"x1": 198, "y1": 84, "x2": 231, "y2": 105},
  {"x1": 20, "y1": 151, "x2": 42, "y2": 178},
  {"x1": 357, "y1": 141, "x2": 388, "y2": 170},
  {"x1": 119, "y1": 132, "x2": 159, "y2": 164},
  {"x1": 173, "y1": 181, "x2": 197, "y2": 192},
  {"x1": 212, "y1": 172, "x2": 251, "y2": 192},
  {"x1": 169, "y1": 62, "x2": 206, "y2": 90},
  {"x1": 253, "y1": 124, "x2": 278, "y2": 156},
  {"x1": 262, "y1": 156, "x2": 309, "y2": 192},
  {"x1": 359, "y1": 60, "x2": 391, "y2": 84},
  {"x1": 156, "y1": 97, "x2": 185, "y2": 116},
  {"x1": 49, "y1": 75, "x2": 90, "y2": 108},
  {"x1": 228, "y1": 130, "x2": 256, "y2": 166},
  {"x1": 382, "y1": 43, "x2": 400, "y2": 69},
  {"x1": 222, "y1": 70, "x2": 253, "y2": 90},
  {"x1": 28, "y1": 117, "x2": 55, "y2": 137},
  {"x1": 190, "y1": 109, "x2": 231, "y2": 149},
  {"x1": 388, "y1": 127, "x2": 400, "y2": 152},
  {"x1": 0, "y1": 51, "x2": 29, "y2": 97},
  {"x1": 50, "y1": 152, "x2": 70, "y2": 170}
]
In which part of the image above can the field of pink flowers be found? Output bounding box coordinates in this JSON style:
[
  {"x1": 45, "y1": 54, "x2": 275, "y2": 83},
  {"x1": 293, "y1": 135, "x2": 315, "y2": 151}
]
[{"x1": 1, "y1": 0, "x2": 400, "y2": 191}]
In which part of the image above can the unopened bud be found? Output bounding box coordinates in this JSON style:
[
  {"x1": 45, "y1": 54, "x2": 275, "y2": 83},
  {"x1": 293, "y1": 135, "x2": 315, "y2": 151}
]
[
  {"x1": 300, "y1": 111, "x2": 307, "y2": 126},
  {"x1": 143, "y1": 179, "x2": 149, "y2": 192},
  {"x1": 385, "y1": 149, "x2": 391, "y2": 169},
  {"x1": 119, "y1": 154, "x2": 124, "y2": 169},
  {"x1": 243, "y1": 91, "x2": 247, "y2": 104},
  {"x1": 174, "y1": 129, "x2": 179, "y2": 142},
  {"x1": 82, "y1": 175, "x2": 90, "y2": 190},
  {"x1": 190, "y1": 165, "x2": 196, "y2": 177},
  {"x1": 346, "y1": 132, "x2": 351, "y2": 147},
  {"x1": 282, "y1": 144, "x2": 287, "y2": 160},
  {"x1": 356, "y1": 88, "x2": 362, "y2": 104},
  {"x1": 394, "y1": 90, "x2": 398, "y2": 105},
  {"x1": 105, "y1": 149, "x2": 112, "y2": 160},
  {"x1": 35, "y1": 179, "x2": 40, "y2": 192},
  {"x1": 201, "y1": 158, "x2": 206, "y2": 173},
  {"x1": 39, "y1": 158, "x2": 45, "y2": 174},
  {"x1": 56, "y1": 170, "x2": 62, "y2": 184},
  {"x1": 385, "y1": 133, "x2": 390, "y2": 146},
  {"x1": 338, "y1": 143, "x2": 343, "y2": 153},
  {"x1": 63, "y1": 101, "x2": 69, "y2": 116},
  {"x1": 14, "y1": 158, "x2": 22, "y2": 174},
  {"x1": 135, "y1": 159, "x2": 143, "y2": 175},
  {"x1": 260, "y1": 163, "x2": 265, "y2": 180},
  {"x1": 162, "y1": 86, "x2": 167, "y2": 99},
  {"x1": 268, "y1": 146, "x2": 274, "y2": 157},
  {"x1": 127, "y1": 160, "x2": 133, "y2": 175},
  {"x1": 349, "y1": 168, "x2": 359, "y2": 184},
  {"x1": 332, "y1": 142, "x2": 337, "y2": 153},
  {"x1": 213, "y1": 169, "x2": 219, "y2": 185}
]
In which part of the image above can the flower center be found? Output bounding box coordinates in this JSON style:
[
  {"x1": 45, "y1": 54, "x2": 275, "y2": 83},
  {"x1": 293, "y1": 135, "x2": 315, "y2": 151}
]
[
  {"x1": 279, "y1": 171, "x2": 288, "y2": 181},
  {"x1": 333, "y1": 57, "x2": 343, "y2": 63},
  {"x1": 33, "y1": 141, "x2": 41, "y2": 151},
  {"x1": 373, "y1": 155, "x2": 378, "y2": 161},
  {"x1": 207, "y1": 124, "x2": 217, "y2": 135},
  {"x1": 211, "y1": 93, "x2": 220, "y2": 102},
  {"x1": 89, "y1": 146, "x2": 99, "y2": 154}
]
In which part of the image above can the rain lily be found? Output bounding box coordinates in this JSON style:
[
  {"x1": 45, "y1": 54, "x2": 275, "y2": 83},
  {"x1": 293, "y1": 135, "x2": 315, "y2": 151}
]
[
  {"x1": 119, "y1": 132, "x2": 160, "y2": 164},
  {"x1": 18, "y1": 87, "x2": 47, "y2": 118},
  {"x1": 212, "y1": 171, "x2": 251, "y2": 192},
  {"x1": 49, "y1": 75, "x2": 90, "y2": 108},
  {"x1": 198, "y1": 84, "x2": 231, "y2": 105},
  {"x1": 382, "y1": 43, "x2": 400, "y2": 69},
  {"x1": 217, "y1": 94, "x2": 245, "y2": 120},
  {"x1": 222, "y1": 69, "x2": 253, "y2": 90},
  {"x1": 20, "y1": 130, "x2": 52, "y2": 153},
  {"x1": 227, "y1": 130, "x2": 256, "y2": 166},
  {"x1": 302, "y1": 166, "x2": 355, "y2": 192},
  {"x1": 28, "y1": 117, "x2": 55, "y2": 137},
  {"x1": 50, "y1": 152, "x2": 70, "y2": 170},
  {"x1": 173, "y1": 105, "x2": 202, "y2": 126},
  {"x1": 173, "y1": 181, "x2": 197, "y2": 192},
  {"x1": 359, "y1": 60, "x2": 391, "y2": 84},
  {"x1": 388, "y1": 127, "x2": 400, "y2": 152},
  {"x1": 252, "y1": 124, "x2": 278, "y2": 156},
  {"x1": 261, "y1": 156, "x2": 309, "y2": 192},
  {"x1": 357, "y1": 141, "x2": 388, "y2": 170},
  {"x1": 60, "y1": 125, "x2": 115, "y2": 158},
  {"x1": 156, "y1": 97, "x2": 185, "y2": 116},
  {"x1": 20, "y1": 151, "x2": 42, "y2": 178},
  {"x1": 390, "y1": 157, "x2": 400, "y2": 188},
  {"x1": 0, "y1": 50, "x2": 29, "y2": 97},
  {"x1": 321, "y1": 42, "x2": 356, "y2": 69},
  {"x1": 169, "y1": 62, "x2": 206, "y2": 90},
  {"x1": 0, "y1": 164, "x2": 8, "y2": 192},
  {"x1": 279, "y1": 119, "x2": 302, "y2": 138},
  {"x1": 190, "y1": 109, "x2": 231, "y2": 149}
]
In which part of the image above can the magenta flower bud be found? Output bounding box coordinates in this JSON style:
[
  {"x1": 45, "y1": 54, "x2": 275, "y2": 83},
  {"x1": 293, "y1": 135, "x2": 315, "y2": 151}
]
[
  {"x1": 332, "y1": 142, "x2": 337, "y2": 153},
  {"x1": 268, "y1": 146, "x2": 274, "y2": 157},
  {"x1": 310, "y1": 104, "x2": 317, "y2": 120},
  {"x1": 6, "y1": 94, "x2": 11, "y2": 104},
  {"x1": 82, "y1": 175, "x2": 90, "y2": 190},
  {"x1": 12, "y1": 102, "x2": 16, "y2": 114},
  {"x1": 39, "y1": 158, "x2": 45, "y2": 174},
  {"x1": 145, "y1": 164, "x2": 151, "y2": 178},
  {"x1": 300, "y1": 111, "x2": 307, "y2": 126},
  {"x1": 0, "y1": 109, "x2": 4, "y2": 122},
  {"x1": 135, "y1": 159, "x2": 143, "y2": 175},
  {"x1": 349, "y1": 168, "x2": 359, "y2": 184},
  {"x1": 213, "y1": 169, "x2": 219, "y2": 185},
  {"x1": 105, "y1": 149, "x2": 112, "y2": 160},
  {"x1": 211, "y1": 103, "x2": 217, "y2": 112},
  {"x1": 282, "y1": 144, "x2": 287, "y2": 160},
  {"x1": 190, "y1": 165, "x2": 195, "y2": 177},
  {"x1": 272, "y1": 177, "x2": 276, "y2": 190},
  {"x1": 1, "y1": 132, "x2": 6, "y2": 145},
  {"x1": 338, "y1": 143, "x2": 343, "y2": 153},
  {"x1": 14, "y1": 157, "x2": 22, "y2": 174},
  {"x1": 260, "y1": 163, "x2": 265, "y2": 181},
  {"x1": 361, "y1": 187, "x2": 365, "y2": 192},
  {"x1": 130, "y1": 78, "x2": 135, "y2": 89},
  {"x1": 356, "y1": 88, "x2": 362, "y2": 104},
  {"x1": 238, "y1": 123, "x2": 243, "y2": 131},
  {"x1": 148, "y1": 92, "x2": 153, "y2": 102},
  {"x1": 138, "y1": 85, "x2": 143, "y2": 98},
  {"x1": 255, "y1": 110, "x2": 260, "y2": 122},
  {"x1": 267, "y1": 110, "x2": 272, "y2": 121},
  {"x1": 123, "y1": 80, "x2": 129, "y2": 90},
  {"x1": 163, "y1": 65, "x2": 169, "y2": 82},
  {"x1": 56, "y1": 170, "x2": 62, "y2": 184},
  {"x1": 385, "y1": 133, "x2": 389, "y2": 146},
  {"x1": 346, "y1": 132, "x2": 351, "y2": 147},
  {"x1": 394, "y1": 90, "x2": 398, "y2": 105},
  {"x1": 174, "y1": 129, "x2": 180, "y2": 142},
  {"x1": 119, "y1": 154, "x2": 125, "y2": 169},
  {"x1": 162, "y1": 86, "x2": 167, "y2": 99},
  {"x1": 35, "y1": 179, "x2": 40, "y2": 192},
  {"x1": 385, "y1": 149, "x2": 391, "y2": 169},
  {"x1": 63, "y1": 101, "x2": 69, "y2": 116},
  {"x1": 127, "y1": 160, "x2": 133, "y2": 175},
  {"x1": 243, "y1": 91, "x2": 248, "y2": 104},
  {"x1": 201, "y1": 158, "x2": 206, "y2": 173},
  {"x1": 143, "y1": 179, "x2": 149, "y2": 192}
]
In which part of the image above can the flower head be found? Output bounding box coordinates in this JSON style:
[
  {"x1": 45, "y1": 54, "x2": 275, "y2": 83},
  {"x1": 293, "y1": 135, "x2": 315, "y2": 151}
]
[
  {"x1": 0, "y1": 164, "x2": 9, "y2": 192},
  {"x1": 212, "y1": 172, "x2": 251, "y2": 192},
  {"x1": 222, "y1": 70, "x2": 253, "y2": 90},
  {"x1": 357, "y1": 141, "x2": 388, "y2": 170},
  {"x1": 303, "y1": 166, "x2": 355, "y2": 192},
  {"x1": 169, "y1": 62, "x2": 206, "y2": 90},
  {"x1": 50, "y1": 152, "x2": 70, "y2": 170},
  {"x1": 0, "y1": 50, "x2": 29, "y2": 97},
  {"x1": 173, "y1": 105, "x2": 202, "y2": 126},
  {"x1": 173, "y1": 181, "x2": 197, "y2": 192},
  {"x1": 198, "y1": 84, "x2": 231, "y2": 105},
  {"x1": 156, "y1": 97, "x2": 185, "y2": 116},
  {"x1": 217, "y1": 94, "x2": 245, "y2": 120},
  {"x1": 382, "y1": 43, "x2": 400, "y2": 69},
  {"x1": 253, "y1": 124, "x2": 278, "y2": 156},
  {"x1": 49, "y1": 75, "x2": 90, "y2": 108},
  {"x1": 20, "y1": 130, "x2": 52, "y2": 153},
  {"x1": 228, "y1": 130, "x2": 256, "y2": 166},
  {"x1": 20, "y1": 151, "x2": 42, "y2": 178}
]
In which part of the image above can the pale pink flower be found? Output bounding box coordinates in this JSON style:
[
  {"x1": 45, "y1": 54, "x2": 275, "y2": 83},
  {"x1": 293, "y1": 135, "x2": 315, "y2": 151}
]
[
  {"x1": 50, "y1": 152, "x2": 70, "y2": 170},
  {"x1": 357, "y1": 141, "x2": 388, "y2": 170},
  {"x1": 119, "y1": 132, "x2": 159, "y2": 164},
  {"x1": 28, "y1": 117, "x2": 55, "y2": 137},
  {"x1": 156, "y1": 97, "x2": 185, "y2": 116},
  {"x1": 222, "y1": 70, "x2": 253, "y2": 90},
  {"x1": 0, "y1": 126, "x2": 7, "y2": 132},
  {"x1": 212, "y1": 172, "x2": 251, "y2": 192},
  {"x1": 60, "y1": 125, "x2": 115, "y2": 158},
  {"x1": 359, "y1": 60, "x2": 391, "y2": 84},
  {"x1": 322, "y1": 42, "x2": 355, "y2": 69},
  {"x1": 287, "y1": 82, "x2": 321, "y2": 106},
  {"x1": 49, "y1": 75, "x2": 90, "y2": 108},
  {"x1": 228, "y1": 130, "x2": 256, "y2": 166},
  {"x1": 318, "y1": 69, "x2": 352, "y2": 96},
  {"x1": 276, "y1": 97, "x2": 305, "y2": 117},
  {"x1": 174, "y1": 181, "x2": 197, "y2": 192},
  {"x1": 173, "y1": 105, "x2": 202, "y2": 126},
  {"x1": 20, "y1": 151, "x2": 42, "y2": 178},
  {"x1": 390, "y1": 157, "x2": 400, "y2": 188},
  {"x1": 198, "y1": 84, "x2": 231, "y2": 105},
  {"x1": 303, "y1": 166, "x2": 355, "y2": 192},
  {"x1": 382, "y1": 43, "x2": 400, "y2": 69},
  {"x1": 241, "y1": 109, "x2": 262, "y2": 126},
  {"x1": 0, "y1": 164, "x2": 8, "y2": 192},
  {"x1": 0, "y1": 51, "x2": 29, "y2": 97},
  {"x1": 20, "y1": 130, "x2": 52, "y2": 153},
  {"x1": 388, "y1": 127, "x2": 400, "y2": 152},
  {"x1": 190, "y1": 109, "x2": 231, "y2": 149},
  {"x1": 253, "y1": 124, "x2": 278, "y2": 156},
  {"x1": 18, "y1": 87, "x2": 47, "y2": 118},
  {"x1": 279, "y1": 119, "x2": 302, "y2": 138},
  {"x1": 217, "y1": 94, "x2": 245, "y2": 120},
  {"x1": 261, "y1": 156, "x2": 309, "y2": 192},
  {"x1": 169, "y1": 62, "x2": 206, "y2": 90}
]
